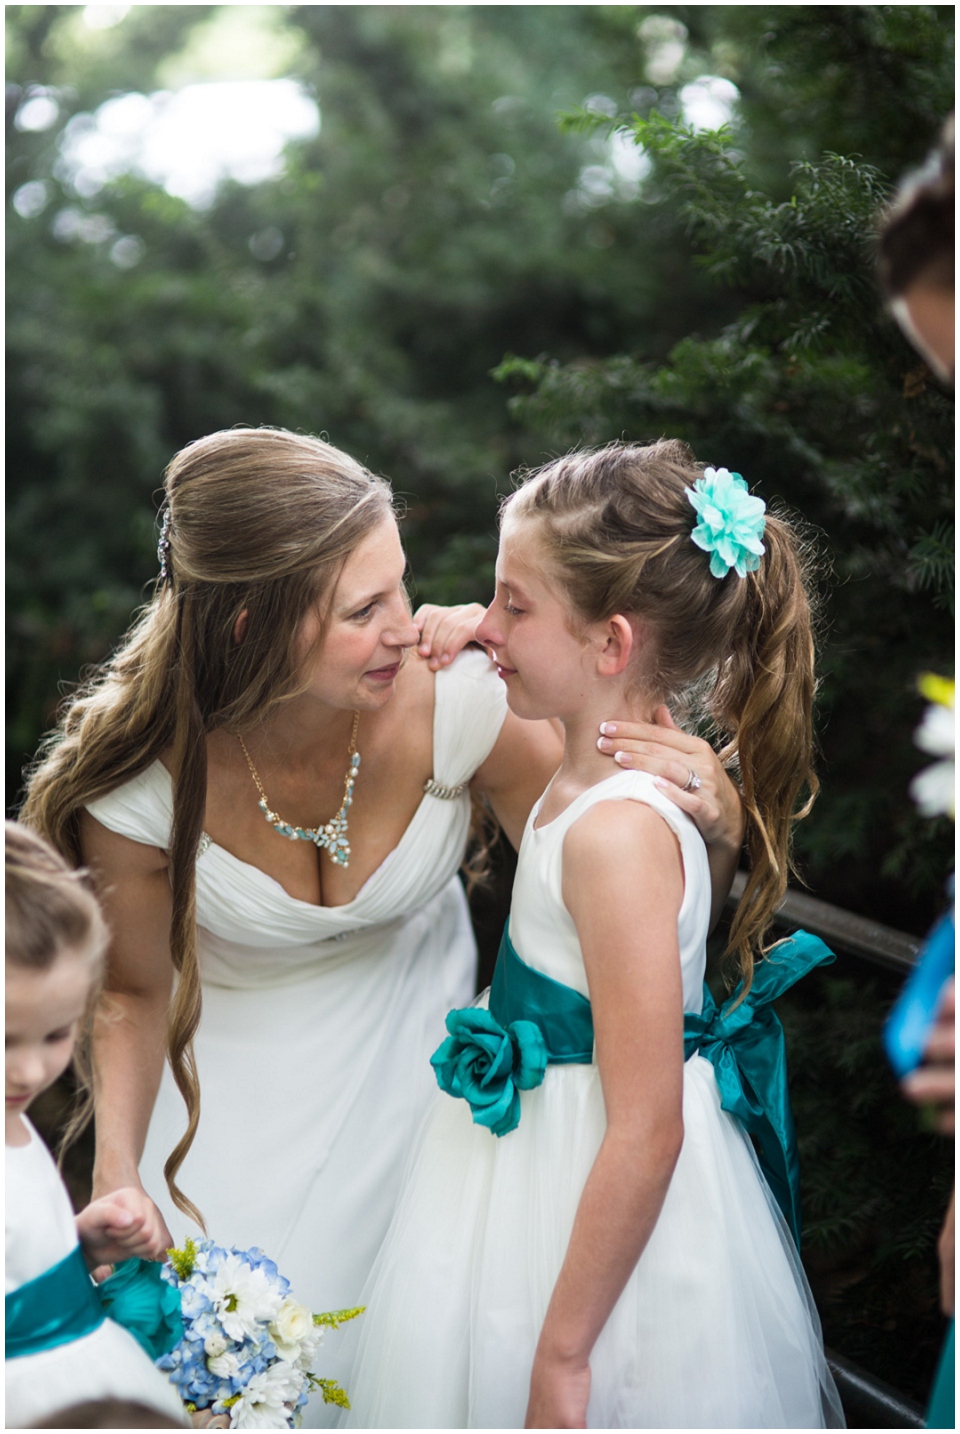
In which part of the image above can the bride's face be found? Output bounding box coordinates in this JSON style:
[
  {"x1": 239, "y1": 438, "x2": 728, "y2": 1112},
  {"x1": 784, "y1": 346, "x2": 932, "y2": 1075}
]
[{"x1": 296, "y1": 517, "x2": 420, "y2": 712}]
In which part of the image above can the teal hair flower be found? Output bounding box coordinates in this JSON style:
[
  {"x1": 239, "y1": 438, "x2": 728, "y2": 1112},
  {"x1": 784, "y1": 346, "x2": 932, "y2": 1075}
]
[
  {"x1": 430, "y1": 1006, "x2": 547, "y2": 1136},
  {"x1": 685, "y1": 467, "x2": 766, "y2": 579}
]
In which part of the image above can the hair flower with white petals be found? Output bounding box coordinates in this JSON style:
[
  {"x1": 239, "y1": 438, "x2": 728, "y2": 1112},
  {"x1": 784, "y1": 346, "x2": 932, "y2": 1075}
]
[{"x1": 685, "y1": 467, "x2": 767, "y2": 579}]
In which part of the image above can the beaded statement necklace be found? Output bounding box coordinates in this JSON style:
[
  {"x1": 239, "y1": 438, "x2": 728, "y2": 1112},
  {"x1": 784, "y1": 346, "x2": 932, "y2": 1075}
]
[{"x1": 238, "y1": 712, "x2": 361, "y2": 868}]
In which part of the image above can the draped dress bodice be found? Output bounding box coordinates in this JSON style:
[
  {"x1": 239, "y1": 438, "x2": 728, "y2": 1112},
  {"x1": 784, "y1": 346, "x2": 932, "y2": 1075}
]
[{"x1": 85, "y1": 647, "x2": 508, "y2": 1428}]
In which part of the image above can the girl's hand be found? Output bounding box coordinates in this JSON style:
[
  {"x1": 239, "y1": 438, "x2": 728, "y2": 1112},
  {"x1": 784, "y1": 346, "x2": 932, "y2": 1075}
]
[
  {"x1": 597, "y1": 704, "x2": 745, "y2": 851},
  {"x1": 77, "y1": 1185, "x2": 174, "y2": 1272},
  {"x1": 413, "y1": 602, "x2": 486, "y2": 671},
  {"x1": 525, "y1": 1352, "x2": 591, "y2": 1429}
]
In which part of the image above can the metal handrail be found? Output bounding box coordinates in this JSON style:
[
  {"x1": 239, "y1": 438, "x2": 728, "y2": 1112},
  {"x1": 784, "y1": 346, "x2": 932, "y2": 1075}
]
[
  {"x1": 727, "y1": 871, "x2": 921, "y2": 973},
  {"x1": 825, "y1": 1348, "x2": 925, "y2": 1429}
]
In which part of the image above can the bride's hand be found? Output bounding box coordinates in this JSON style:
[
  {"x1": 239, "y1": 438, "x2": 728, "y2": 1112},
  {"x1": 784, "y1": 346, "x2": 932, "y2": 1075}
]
[
  {"x1": 413, "y1": 602, "x2": 487, "y2": 671},
  {"x1": 597, "y1": 704, "x2": 744, "y2": 851}
]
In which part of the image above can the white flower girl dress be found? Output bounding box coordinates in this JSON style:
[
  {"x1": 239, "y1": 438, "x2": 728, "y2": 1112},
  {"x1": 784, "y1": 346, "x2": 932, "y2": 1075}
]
[
  {"x1": 5, "y1": 1116, "x2": 186, "y2": 1428},
  {"x1": 84, "y1": 648, "x2": 507, "y2": 1427},
  {"x1": 342, "y1": 770, "x2": 845, "y2": 1429}
]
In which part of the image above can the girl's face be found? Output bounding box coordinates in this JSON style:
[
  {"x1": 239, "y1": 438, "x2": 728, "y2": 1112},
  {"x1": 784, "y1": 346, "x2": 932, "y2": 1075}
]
[
  {"x1": 476, "y1": 514, "x2": 598, "y2": 722},
  {"x1": 5, "y1": 949, "x2": 92, "y2": 1137},
  {"x1": 296, "y1": 516, "x2": 420, "y2": 712}
]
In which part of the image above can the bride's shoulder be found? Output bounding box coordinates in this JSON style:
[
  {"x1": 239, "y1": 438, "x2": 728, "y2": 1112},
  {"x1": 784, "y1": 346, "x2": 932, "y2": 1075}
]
[{"x1": 83, "y1": 759, "x2": 172, "y2": 848}]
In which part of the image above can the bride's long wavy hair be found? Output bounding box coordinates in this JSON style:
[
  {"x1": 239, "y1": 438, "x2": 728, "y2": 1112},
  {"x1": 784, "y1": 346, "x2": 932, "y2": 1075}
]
[{"x1": 22, "y1": 427, "x2": 395, "y2": 1225}]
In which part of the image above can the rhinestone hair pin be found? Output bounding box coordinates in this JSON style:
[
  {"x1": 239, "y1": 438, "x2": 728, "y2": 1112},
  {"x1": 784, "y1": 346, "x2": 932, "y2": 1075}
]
[{"x1": 157, "y1": 506, "x2": 172, "y2": 585}]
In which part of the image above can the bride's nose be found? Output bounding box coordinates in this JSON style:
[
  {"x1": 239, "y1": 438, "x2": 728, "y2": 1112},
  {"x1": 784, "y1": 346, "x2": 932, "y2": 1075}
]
[{"x1": 385, "y1": 601, "x2": 420, "y2": 650}]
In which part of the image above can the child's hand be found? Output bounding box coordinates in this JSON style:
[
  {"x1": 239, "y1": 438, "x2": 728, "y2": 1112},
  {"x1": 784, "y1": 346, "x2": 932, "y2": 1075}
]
[
  {"x1": 525, "y1": 1353, "x2": 590, "y2": 1429},
  {"x1": 597, "y1": 704, "x2": 744, "y2": 851},
  {"x1": 77, "y1": 1186, "x2": 173, "y2": 1271},
  {"x1": 414, "y1": 602, "x2": 486, "y2": 671}
]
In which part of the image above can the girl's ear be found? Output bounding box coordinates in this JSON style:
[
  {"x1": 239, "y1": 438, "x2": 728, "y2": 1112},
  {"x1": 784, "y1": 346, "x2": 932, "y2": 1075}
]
[
  {"x1": 233, "y1": 609, "x2": 249, "y2": 644},
  {"x1": 596, "y1": 614, "x2": 635, "y2": 677}
]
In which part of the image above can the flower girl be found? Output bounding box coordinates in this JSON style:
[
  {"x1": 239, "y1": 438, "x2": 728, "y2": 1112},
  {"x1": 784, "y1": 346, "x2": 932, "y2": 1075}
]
[
  {"x1": 5, "y1": 823, "x2": 185, "y2": 1429},
  {"x1": 343, "y1": 441, "x2": 844, "y2": 1429}
]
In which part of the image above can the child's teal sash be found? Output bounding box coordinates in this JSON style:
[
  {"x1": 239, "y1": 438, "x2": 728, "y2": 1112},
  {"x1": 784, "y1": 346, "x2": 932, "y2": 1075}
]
[
  {"x1": 5, "y1": 1248, "x2": 182, "y2": 1362},
  {"x1": 5, "y1": 1244, "x2": 104, "y2": 1358},
  {"x1": 431, "y1": 925, "x2": 835, "y2": 1248}
]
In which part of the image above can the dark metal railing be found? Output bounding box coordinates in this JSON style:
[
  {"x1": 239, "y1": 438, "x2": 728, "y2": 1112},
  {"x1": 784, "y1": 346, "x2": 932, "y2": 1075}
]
[
  {"x1": 728, "y1": 870, "x2": 921, "y2": 973},
  {"x1": 728, "y1": 872, "x2": 928, "y2": 1428}
]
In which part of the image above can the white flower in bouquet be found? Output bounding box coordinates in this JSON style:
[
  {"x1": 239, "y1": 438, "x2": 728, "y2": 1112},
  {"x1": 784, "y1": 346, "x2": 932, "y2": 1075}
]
[
  {"x1": 269, "y1": 1299, "x2": 315, "y2": 1362},
  {"x1": 207, "y1": 1350, "x2": 244, "y2": 1381},
  {"x1": 157, "y1": 1240, "x2": 364, "y2": 1428},
  {"x1": 231, "y1": 1362, "x2": 304, "y2": 1429},
  {"x1": 210, "y1": 1253, "x2": 286, "y2": 1343},
  {"x1": 294, "y1": 1325, "x2": 323, "y2": 1374}
]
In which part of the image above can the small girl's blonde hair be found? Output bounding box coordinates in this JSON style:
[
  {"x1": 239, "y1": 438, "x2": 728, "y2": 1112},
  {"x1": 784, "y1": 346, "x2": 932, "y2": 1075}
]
[
  {"x1": 5, "y1": 820, "x2": 109, "y2": 1152},
  {"x1": 505, "y1": 439, "x2": 819, "y2": 997}
]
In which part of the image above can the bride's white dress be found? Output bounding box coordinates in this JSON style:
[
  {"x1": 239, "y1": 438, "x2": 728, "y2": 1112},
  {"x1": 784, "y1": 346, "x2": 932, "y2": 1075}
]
[{"x1": 85, "y1": 648, "x2": 507, "y2": 1427}]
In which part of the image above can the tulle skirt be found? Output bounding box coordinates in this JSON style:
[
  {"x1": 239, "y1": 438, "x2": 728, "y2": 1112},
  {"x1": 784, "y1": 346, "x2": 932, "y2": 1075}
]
[{"x1": 341, "y1": 1052, "x2": 844, "y2": 1429}]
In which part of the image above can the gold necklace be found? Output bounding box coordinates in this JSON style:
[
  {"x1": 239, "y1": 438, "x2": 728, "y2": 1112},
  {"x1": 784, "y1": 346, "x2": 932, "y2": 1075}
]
[{"x1": 238, "y1": 713, "x2": 361, "y2": 868}]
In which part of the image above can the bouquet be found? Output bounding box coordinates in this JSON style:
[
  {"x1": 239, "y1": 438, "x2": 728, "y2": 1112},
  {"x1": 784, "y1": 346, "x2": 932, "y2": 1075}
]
[{"x1": 154, "y1": 1238, "x2": 362, "y2": 1429}]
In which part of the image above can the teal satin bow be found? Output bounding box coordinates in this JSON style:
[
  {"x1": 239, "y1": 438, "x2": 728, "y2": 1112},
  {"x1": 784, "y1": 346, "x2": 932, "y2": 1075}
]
[
  {"x1": 683, "y1": 930, "x2": 835, "y2": 1248},
  {"x1": 6, "y1": 1244, "x2": 105, "y2": 1359},
  {"x1": 98, "y1": 1258, "x2": 183, "y2": 1360}
]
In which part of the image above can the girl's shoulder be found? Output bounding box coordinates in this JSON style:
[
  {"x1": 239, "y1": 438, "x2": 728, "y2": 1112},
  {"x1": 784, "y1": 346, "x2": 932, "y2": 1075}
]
[{"x1": 562, "y1": 769, "x2": 710, "y2": 885}]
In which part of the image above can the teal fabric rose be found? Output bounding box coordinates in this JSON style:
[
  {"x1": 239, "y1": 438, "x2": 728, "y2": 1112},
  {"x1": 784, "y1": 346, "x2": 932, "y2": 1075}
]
[
  {"x1": 685, "y1": 466, "x2": 766, "y2": 579},
  {"x1": 430, "y1": 1007, "x2": 548, "y2": 1136}
]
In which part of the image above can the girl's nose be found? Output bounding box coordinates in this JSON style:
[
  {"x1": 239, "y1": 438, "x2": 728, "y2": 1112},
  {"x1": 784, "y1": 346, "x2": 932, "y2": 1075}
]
[
  {"x1": 475, "y1": 599, "x2": 500, "y2": 650},
  {"x1": 7, "y1": 1048, "x2": 45, "y2": 1092}
]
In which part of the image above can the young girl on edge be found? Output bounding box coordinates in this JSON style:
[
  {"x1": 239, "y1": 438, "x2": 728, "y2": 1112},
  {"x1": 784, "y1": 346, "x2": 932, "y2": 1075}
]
[
  {"x1": 5, "y1": 823, "x2": 185, "y2": 1429},
  {"x1": 342, "y1": 440, "x2": 845, "y2": 1429}
]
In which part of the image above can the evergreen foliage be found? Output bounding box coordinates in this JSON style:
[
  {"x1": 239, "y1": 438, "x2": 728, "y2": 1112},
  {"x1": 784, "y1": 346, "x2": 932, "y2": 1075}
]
[
  {"x1": 778, "y1": 966, "x2": 953, "y2": 1403},
  {"x1": 497, "y1": 46, "x2": 953, "y2": 930}
]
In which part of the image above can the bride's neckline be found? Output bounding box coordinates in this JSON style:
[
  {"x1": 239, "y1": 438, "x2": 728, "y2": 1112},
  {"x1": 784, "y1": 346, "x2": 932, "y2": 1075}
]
[{"x1": 151, "y1": 660, "x2": 456, "y2": 914}]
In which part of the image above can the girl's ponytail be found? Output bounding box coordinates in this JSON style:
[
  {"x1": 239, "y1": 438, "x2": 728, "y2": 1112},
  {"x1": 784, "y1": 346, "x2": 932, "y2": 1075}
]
[
  {"x1": 711, "y1": 514, "x2": 818, "y2": 997},
  {"x1": 508, "y1": 442, "x2": 820, "y2": 1000}
]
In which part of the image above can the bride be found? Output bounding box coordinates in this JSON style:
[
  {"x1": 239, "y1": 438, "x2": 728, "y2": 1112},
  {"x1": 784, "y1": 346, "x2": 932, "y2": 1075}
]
[{"x1": 21, "y1": 427, "x2": 743, "y2": 1425}]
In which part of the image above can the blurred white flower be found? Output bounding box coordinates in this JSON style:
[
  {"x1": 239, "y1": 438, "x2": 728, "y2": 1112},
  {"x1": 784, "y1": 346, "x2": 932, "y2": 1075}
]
[{"x1": 910, "y1": 676, "x2": 954, "y2": 820}]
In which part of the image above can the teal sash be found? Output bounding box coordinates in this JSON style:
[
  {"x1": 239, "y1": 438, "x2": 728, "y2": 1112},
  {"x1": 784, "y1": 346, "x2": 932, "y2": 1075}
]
[
  {"x1": 5, "y1": 1244, "x2": 105, "y2": 1359},
  {"x1": 98, "y1": 1258, "x2": 183, "y2": 1360},
  {"x1": 683, "y1": 930, "x2": 835, "y2": 1248},
  {"x1": 487, "y1": 926, "x2": 835, "y2": 1248},
  {"x1": 489, "y1": 928, "x2": 594, "y2": 1063},
  {"x1": 5, "y1": 1249, "x2": 182, "y2": 1363}
]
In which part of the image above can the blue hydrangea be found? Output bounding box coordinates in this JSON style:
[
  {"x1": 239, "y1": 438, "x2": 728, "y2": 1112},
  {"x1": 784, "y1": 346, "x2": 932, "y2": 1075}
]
[{"x1": 685, "y1": 467, "x2": 766, "y2": 579}]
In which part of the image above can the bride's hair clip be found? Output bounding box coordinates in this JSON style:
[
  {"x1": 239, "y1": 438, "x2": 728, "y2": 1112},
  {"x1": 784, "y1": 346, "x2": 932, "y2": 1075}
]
[
  {"x1": 157, "y1": 505, "x2": 173, "y2": 586},
  {"x1": 685, "y1": 466, "x2": 766, "y2": 579}
]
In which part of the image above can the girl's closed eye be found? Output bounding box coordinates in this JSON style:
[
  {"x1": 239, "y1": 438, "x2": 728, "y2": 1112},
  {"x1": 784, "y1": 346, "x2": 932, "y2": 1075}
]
[
  {"x1": 504, "y1": 601, "x2": 524, "y2": 617},
  {"x1": 45, "y1": 1025, "x2": 76, "y2": 1045}
]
